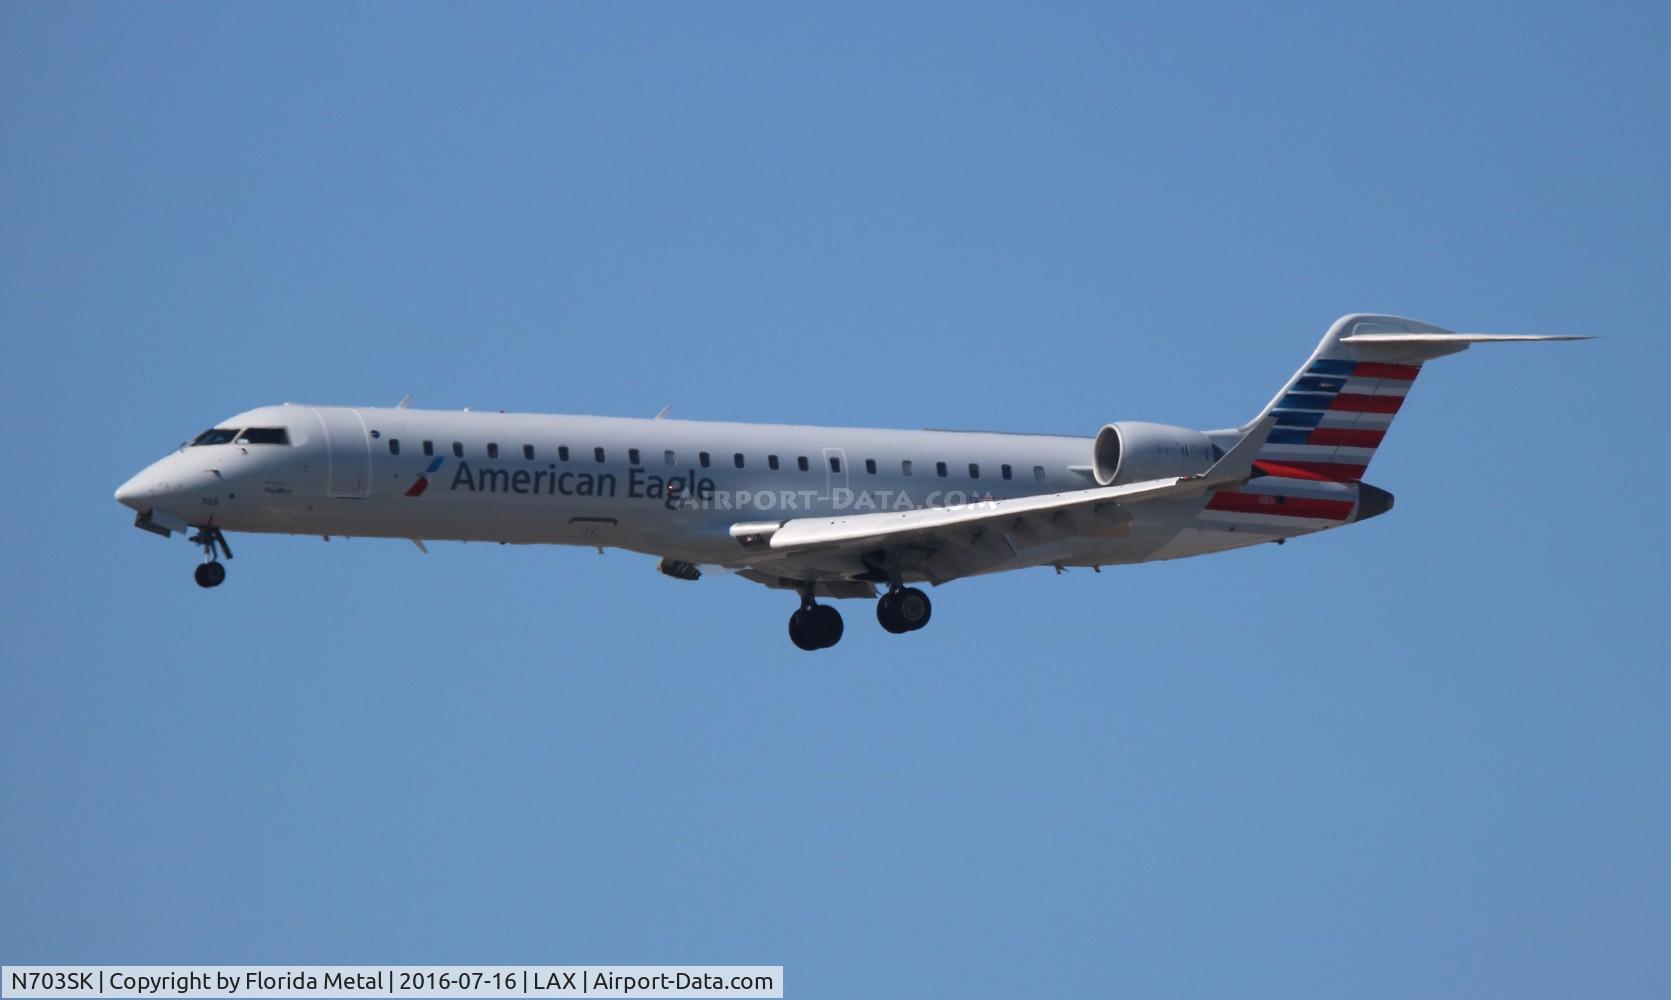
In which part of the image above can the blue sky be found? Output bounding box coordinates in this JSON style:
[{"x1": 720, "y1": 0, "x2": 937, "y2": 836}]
[{"x1": 3, "y1": 3, "x2": 1668, "y2": 997}]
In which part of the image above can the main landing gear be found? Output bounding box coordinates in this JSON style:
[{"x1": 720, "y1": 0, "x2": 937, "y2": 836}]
[
  {"x1": 788, "y1": 591, "x2": 845, "y2": 651},
  {"x1": 786, "y1": 585, "x2": 934, "y2": 650},
  {"x1": 190, "y1": 526, "x2": 232, "y2": 589},
  {"x1": 876, "y1": 586, "x2": 932, "y2": 634}
]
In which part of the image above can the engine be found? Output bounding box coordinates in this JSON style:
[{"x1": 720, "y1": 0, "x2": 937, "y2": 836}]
[{"x1": 1092, "y1": 421, "x2": 1216, "y2": 486}]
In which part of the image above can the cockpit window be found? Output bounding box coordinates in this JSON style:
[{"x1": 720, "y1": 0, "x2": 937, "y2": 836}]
[
  {"x1": 191, "y1": 428, "x2": 239, "y2": 446},
  {"x1": 193, "y1": 427, "x2": 290, "y2": 446},
  {"x1": 236, "y1": 427, "x2": 290, "y2": 445}
]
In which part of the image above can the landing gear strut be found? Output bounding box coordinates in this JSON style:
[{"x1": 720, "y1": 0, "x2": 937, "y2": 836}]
[
  {"x1": 877, "y1": 586, "x2": 931, "y2": 634},
  {"x1": 788, "y1": 588, "x2": 844, "y2": 651},
  {"x1": 190, "y1": 526, "x2": 232, "y2": 589}
]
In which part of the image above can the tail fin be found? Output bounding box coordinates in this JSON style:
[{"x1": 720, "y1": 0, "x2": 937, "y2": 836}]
[{"x1": 1245, "y1": 314, "x2": 1588, "y2": 482}]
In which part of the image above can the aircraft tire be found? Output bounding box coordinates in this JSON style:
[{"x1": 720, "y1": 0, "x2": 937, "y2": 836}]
[
  {"x1": 876, "y1": 592, "x2": 911, "y2": 634},
  {"x1": 195, "y1": 562, "x2": 226, "y2": 588},
  {"x1": 789, "y1": 609, "x2": 822, "y2": 651},
  {"x1": 894, "y1": 588, "x2": 931, "y2": 631},
  {"x1": 810, "y1": 604, "x2": 844, "y2": 648}
]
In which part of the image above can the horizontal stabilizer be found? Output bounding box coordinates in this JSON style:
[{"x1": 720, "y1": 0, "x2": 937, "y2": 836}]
[{"x1": 1340, "y1": 332, "x2": 1591, "y2": 344}]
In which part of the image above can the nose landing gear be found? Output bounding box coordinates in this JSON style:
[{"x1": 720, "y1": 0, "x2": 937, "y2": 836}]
[{"x1": 189, "y1": 526, "x2": 232, "y2": 588}]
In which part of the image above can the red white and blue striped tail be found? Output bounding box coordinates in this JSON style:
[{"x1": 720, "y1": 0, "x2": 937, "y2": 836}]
[
  {"x1": 1201, "y1": 314, "x2": 1587, "y2": 530},
  {"x1": 1254, "y1": 353, "x2": 1420, "y2": 484},
  {"x1": 1243, "y1": 314, "x2": 1588, "y2": 484}
]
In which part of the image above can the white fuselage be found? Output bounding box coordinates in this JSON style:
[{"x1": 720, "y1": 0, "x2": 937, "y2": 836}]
[
  {"x1": 116, "y1": 403, "x2": 1362, "y2": 586},
  {"x1": 111, "y1": 314, "x2": 1580, "y2": 651}
]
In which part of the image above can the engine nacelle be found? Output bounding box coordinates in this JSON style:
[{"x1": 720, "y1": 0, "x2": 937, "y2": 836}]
[{"x1": 1092, "y1": 421, "x2": 1216, "y2": 486}]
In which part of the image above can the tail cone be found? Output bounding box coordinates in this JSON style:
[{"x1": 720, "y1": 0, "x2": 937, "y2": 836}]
[{"x1": 1354, "y1": 483, "x2": 1395, "y2": 522}]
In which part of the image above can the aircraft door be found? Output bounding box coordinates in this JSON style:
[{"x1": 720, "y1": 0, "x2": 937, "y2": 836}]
[
  {"x1": 314, "y1": 407, "x2": 372, "y2": 498},
  {"x1": 822, "y1": 447, "x2": 849, "y2": 503}
]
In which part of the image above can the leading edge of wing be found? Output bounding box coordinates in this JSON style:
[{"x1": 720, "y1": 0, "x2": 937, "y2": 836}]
[{"x1": 736, "y1": 417, "x2": 1276, "y2": 553}]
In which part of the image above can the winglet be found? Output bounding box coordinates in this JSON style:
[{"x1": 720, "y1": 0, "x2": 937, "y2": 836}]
[{"x1": 1198, "y1": 415, "x2": 1275, "y2": 487}]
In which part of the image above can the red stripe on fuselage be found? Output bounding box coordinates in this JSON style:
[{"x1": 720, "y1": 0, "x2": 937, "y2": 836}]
[
  {"x1": 404, "y1": 477, "x2": 429, "y2": 497},
  {"x1": 1206, "y1": 491, "x2": 1355, "y2": 521}
]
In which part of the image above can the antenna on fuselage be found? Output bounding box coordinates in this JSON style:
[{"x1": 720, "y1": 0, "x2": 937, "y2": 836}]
[
  {"x1": 395, "y1": 394, "x2": 413, "y2": 409},
  {"x1": 654, "y1": 404, "x2": 672, "y2": 419}
]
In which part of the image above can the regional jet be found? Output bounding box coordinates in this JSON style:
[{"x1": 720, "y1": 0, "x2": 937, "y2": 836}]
[{"x1": 115, "y1": 314, "x2": 1585, "y2": 649}]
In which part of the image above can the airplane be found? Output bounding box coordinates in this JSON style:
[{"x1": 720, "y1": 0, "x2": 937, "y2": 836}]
[{"x1": 115, "y1": 314, "x2": 1585, "y2": 650}]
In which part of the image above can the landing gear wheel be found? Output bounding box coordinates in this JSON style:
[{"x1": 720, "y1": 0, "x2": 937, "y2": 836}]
[
  {"x1": 788, "y1": 604, "x2": 844, "y2": 650},
  {"x1": 890, "y1": 587, "x2": 931, "y2": 631},
  {"x1": 189, "y1": 526, "x2": 232, "y2": 588},
  {"x1": 810, "y1": 604, "x2": 843, "y2": 648},
  {"x1": 789, "y1": 609, "x2": 819, "y2": 651},
  {"x1": 876, "y1": 591, "x2": 911, "y2": 634},
  {"x1": 194, "y1": 562, "x2": 226, "y2": 588}
]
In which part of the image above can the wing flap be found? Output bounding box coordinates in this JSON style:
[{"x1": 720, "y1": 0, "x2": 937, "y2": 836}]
[{"x1": 764, "y1": 476, "x2": 1188, "y2": 551}]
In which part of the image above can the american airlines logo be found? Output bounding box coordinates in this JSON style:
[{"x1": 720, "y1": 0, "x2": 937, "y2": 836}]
[{"x1": 403, "y1": 456, "x2": 446, "y2": 496}]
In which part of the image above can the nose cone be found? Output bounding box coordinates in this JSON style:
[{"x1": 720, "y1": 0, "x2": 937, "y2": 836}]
[
  {"x1": 115, "y1": 452, "x2": 216, "y2": 513},
  {"x1": 114, "y1": 472, "x2": 153, "y2": 510}
]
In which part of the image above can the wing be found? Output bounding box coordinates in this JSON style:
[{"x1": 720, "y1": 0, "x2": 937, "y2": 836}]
[{"x1": 722, "y1": 417, "x2": 1275, "y2": 593}]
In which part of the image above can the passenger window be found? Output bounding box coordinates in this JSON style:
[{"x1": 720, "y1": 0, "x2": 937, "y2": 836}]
[
  {"x1": 423, "y1": 441, "x2": 434, "y2": 457},
  {"x1": 865, "y1": 459, "x2": 877, "y2": 475},
  {"x1": 797, "y1": 456, "x2": 809, "y2": 472},
  {"x1": 594, "y1": 447, "x2": 606, "y2": 463},
  {"x1": 699, "y1": 451, "x2": 711, "y2": 468},
  {"x1": 558, "y1": 445, "x2": 570, "y2": 462},
  {"x1": 969, "y1": 463, "x2": 980, "y2": 479},
  {"x1": 733, "y1": 452, "x2": 745, "y2": 468},
  {"x1": 829, "y1": 456, "x2": 842, "y2": 473},
  {"x1": 1034, "y1": 465, "x2": 1046, "y2": 481},
  {"x1": 768, "y1": 455, "x2": 780, "y2": 471},
  {"x1": 629, "y1": 448, "x2": 641, "y2": 465},
  {"x1": 487, "y1": 443, "x2": 498, "y2": 458},
  {"x1": 523, "y1": 444, "x2": 535, "y2": 460},
  {"x1": 936, "y1": 461, "x2": 948, "y2": 478},
  {"x1": 234, "y1": 428, "x2": 290, "y2": 446},
  {"x1": 389, "y1": 439, "x2": 401, "y2": 455},
  {"x1": 902, "y1": 460, "x2": 913, "y2": 476},
  {"x1": 664, "y1": 449, "x2": 676, "y2": 466},
  {"x1": 452, "y1": 442, "x2": 463, "y2": 458},
  {"x1": 1001, "y1": 464, "x2": 1013, "y2": 480}
]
